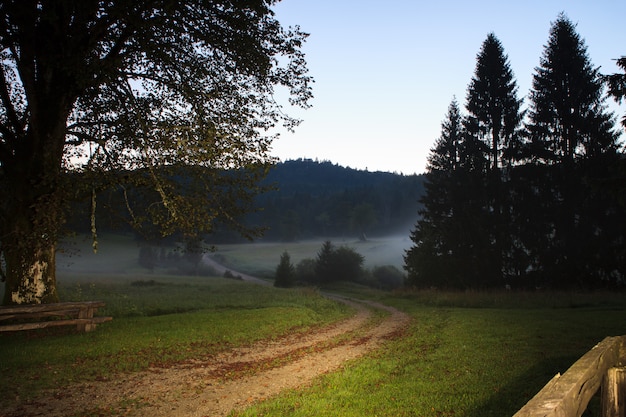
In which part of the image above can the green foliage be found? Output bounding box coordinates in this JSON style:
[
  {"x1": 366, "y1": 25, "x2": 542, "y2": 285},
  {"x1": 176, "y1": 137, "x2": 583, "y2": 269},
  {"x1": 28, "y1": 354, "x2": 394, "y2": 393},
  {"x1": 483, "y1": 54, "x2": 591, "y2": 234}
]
[
  {"x1": 274, "y1": 251, "x2": 296, "y2": 288},
  {"x1": 604, "y1": 56, "x2": 626, "y2": 128},
  {"x1": 315, "y1": 241, "x2": 365, "y2": 284},
  {"x1": 295, "y1": 258, "x2": 318, "y2": 284},
  {"x1": 0, "y1": 1, "x2": 312, "y2": 303},
  {"x1": 371, "y1": 265, "x2": 405, "y2": 290},
  {"x1": 248, "y1": 160, "x2": 424, "y2": 241},
  {"x1": 406, "y1": 15, "x2": 625, "y2": 290}
]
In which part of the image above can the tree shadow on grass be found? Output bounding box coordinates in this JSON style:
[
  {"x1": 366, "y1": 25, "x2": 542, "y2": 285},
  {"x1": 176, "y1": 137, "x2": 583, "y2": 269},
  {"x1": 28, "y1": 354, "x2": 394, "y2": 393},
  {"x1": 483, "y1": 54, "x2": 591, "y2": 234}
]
[{"x1": 466, "y1": 355, "x2": 603, "y2": 417}]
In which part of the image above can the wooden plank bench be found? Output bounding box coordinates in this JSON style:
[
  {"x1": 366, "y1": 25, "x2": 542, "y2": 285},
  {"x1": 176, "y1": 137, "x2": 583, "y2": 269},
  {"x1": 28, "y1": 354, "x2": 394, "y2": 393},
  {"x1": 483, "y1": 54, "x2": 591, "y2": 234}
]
[{"x1": 0, "y1": 301, "x2": 112, "y2": 333}]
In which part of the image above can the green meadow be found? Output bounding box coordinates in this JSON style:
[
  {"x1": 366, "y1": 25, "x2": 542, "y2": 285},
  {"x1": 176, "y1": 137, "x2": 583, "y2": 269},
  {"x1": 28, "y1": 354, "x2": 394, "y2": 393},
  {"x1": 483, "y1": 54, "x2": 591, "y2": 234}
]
[{"x1": 1, "y1": 234, "x2": 625, "y2": 416}]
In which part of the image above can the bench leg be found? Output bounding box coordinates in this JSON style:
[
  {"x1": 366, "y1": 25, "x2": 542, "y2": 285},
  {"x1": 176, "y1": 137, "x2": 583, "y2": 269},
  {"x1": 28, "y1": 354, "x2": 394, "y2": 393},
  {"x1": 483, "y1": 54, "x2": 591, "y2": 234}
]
[{"x1": 78, "y1": 307, "x2": 96, "y2": 332}]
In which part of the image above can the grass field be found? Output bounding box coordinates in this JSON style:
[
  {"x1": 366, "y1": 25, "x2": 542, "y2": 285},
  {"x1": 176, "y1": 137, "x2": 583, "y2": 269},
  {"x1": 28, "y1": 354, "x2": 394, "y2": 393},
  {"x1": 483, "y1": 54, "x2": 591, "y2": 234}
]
[
  {"x1": 233, "y1": 293, "x2": 626, "y2": 417},
  {"x1": 2, "y1": 233, "x2": 626, "y2": 416}
]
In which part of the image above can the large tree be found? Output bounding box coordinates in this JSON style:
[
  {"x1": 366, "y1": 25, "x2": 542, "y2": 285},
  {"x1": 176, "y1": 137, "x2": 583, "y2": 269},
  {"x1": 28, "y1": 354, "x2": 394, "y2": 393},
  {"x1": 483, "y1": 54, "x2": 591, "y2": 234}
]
[
  {"x1": 0, "y1": 1, "x2": 312, "y2": 304},
  {"x1": 525, "y1": 14, "x2": 621, "y2": 287},
  {"x1": 466, "y1": 33, "x2": 524, "y2": 172},
  {"x1": 405, "y1": 99, "x2": 479, "y2": 288},
  {"x1": 465, "y1": 33, "x2": 524, "y2": 285}
]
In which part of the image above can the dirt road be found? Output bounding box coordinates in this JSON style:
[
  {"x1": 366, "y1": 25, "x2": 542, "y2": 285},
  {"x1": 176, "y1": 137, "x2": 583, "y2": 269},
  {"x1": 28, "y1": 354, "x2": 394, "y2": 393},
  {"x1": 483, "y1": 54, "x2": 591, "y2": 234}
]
[{"x1": 4, "y1": 262, "x2": 410, "y2": 417}]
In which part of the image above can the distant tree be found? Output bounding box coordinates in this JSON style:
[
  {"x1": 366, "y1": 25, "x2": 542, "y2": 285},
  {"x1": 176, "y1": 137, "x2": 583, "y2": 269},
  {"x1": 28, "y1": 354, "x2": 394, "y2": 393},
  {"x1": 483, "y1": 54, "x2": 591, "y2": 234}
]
[
  {"x1": 331, "y1": 246, "x2": 365, "y2": 282},
  {"x1": 314, "y1": 241, "x2": 364, "y2": 284},
  {"x1": 0, "y1": 1, "x2": 312, "y2": 304},
  {"x1": 280, "y1": 210, "x2": 301, "y2": 242},
  {"x1": 274, "y1": 251, "x2": 296, "y2": 288},
  {"x1": 295, "y1": 258, "x2": 317, "y2": 285},
  {"x1": 350, "y1": 203, "x2": 377, "y2": 241},
  {"x1": 314, "y1": 241, "x2": 336, "y2": 284},
  {"x1": 371, "y1": 265, "x2": 405, "y2": 290},
  {"x1": 525, "y1": 14, "x2": 621, "y2": 287}
]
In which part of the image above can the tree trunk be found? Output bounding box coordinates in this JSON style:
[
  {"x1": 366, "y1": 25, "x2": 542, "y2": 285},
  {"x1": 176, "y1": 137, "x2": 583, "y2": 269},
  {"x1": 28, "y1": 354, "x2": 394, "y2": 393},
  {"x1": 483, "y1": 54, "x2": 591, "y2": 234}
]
[
  {"x1": 2, "y1": 173, "x2": 62, "y2": 305},
  {"x1": 3, "y1": 241, "x2": 58, "y2": 305},
  {"x1": 1, "y1": 122, "x2": 67, "y2": 305}
]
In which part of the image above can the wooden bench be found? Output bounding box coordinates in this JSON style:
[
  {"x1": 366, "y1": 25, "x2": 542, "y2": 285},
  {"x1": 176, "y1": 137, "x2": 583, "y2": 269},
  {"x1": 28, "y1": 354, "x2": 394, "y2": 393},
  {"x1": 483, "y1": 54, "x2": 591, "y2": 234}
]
[{"x1": 0, "y1": 301, "x2": 112, "y2": 333}]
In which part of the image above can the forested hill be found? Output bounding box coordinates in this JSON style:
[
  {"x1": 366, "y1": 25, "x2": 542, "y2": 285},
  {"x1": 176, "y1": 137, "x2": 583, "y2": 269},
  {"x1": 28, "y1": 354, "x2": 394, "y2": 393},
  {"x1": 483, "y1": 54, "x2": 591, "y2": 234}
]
[{"x1": 246, "y1": 159, "x2": 425, "y2": 241}]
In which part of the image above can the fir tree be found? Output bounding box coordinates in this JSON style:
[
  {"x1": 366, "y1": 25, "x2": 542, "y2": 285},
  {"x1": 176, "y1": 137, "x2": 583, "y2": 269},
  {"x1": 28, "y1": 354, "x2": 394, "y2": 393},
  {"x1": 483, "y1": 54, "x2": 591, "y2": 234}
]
[
  {"x1": 274, "y1": 251, "x2": 296, "y2": 288},
  {"x1": 466, "y1": 33, "x2": 524, "y2": 171},
  {"x1": 405, "y1": 99, "x2": 474, "y2": 288},
  {"x1": 527, "y1": 14, "x2": 618, "y2": 165},
  {"x1": 525, "y1": 14, "x2": 621, "y2": 288},
  {"x1": 465, "y1": 33, "x2": 525, "y2": 286}
]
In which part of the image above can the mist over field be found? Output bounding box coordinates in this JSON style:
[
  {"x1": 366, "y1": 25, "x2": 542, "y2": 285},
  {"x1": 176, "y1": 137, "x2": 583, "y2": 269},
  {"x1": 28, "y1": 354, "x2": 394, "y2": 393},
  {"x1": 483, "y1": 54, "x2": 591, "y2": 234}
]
[{"x1": 52, "y1": 232, "x2": 413, "y2": 283}]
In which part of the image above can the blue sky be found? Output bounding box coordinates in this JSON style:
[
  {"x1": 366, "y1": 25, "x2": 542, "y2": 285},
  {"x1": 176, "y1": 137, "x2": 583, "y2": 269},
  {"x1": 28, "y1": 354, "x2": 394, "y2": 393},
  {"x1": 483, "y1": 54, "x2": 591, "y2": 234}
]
[{"x1": 270, "y1": 0, "x2": 626, "y2": 175}]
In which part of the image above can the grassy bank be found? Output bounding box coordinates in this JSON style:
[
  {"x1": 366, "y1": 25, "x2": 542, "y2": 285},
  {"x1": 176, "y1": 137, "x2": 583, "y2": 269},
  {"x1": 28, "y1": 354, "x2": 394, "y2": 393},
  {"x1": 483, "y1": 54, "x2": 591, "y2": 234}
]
[
  {"x1": 233, "y1": 290, "x2": 626, "y2": 417},
  {"x1": 0, "y1": 275, "x2": 350, "y2": 406}
]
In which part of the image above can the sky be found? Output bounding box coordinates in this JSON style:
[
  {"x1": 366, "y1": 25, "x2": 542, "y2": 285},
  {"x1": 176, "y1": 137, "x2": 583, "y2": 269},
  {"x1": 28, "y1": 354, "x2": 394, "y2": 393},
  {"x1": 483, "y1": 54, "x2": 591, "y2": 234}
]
[{"x1": 269, "y1": 0, "x2": 626, "y2": 175}]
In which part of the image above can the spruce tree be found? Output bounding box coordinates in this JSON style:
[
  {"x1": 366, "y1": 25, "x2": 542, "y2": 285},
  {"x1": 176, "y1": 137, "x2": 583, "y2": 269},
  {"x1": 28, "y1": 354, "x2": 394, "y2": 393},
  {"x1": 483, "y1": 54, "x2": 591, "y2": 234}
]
[
  {"x1": 274, "y1": 251, "x2": 296, "y2": 288},
  {"x1": 405, "y1": 99, "x2": 473, "y2": 288},
  {"x1": 466, "y1": 33, "x2": 524, "y2": 172},
  {"x1": 605, "y1": 56, "x2": 626, "y2": 129},
  {"x1": 528, "y1": 14, "x2": 618, "y2": 166},
  {"x1": 465, "y1": 33, "x2": 524, "y2": 286},
  {"x1": 526, "y1": 14, "x2": 621, "y2": 287}
]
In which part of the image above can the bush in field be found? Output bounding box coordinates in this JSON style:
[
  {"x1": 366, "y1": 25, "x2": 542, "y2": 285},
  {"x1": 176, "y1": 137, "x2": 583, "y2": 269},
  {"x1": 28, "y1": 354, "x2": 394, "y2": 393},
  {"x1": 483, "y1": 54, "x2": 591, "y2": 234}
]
[
  {"x1": 296, "y1": 258, "x2": 317, "y2": 284},
  {"x1": 315, "y1": 241, "x2": 364, "y2": 284},
  {"x1": 274, "y1": 251, "x2": 296, "y2": 288},
  {"x1": 372, "y1": 265, "x2": 405, "y2": 290}
]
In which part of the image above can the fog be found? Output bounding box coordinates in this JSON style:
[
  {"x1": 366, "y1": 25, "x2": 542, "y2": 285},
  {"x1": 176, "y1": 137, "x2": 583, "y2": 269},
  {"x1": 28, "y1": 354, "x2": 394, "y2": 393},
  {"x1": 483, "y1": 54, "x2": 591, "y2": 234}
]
[{"x1": 53, "y1": 233, "x2": 414, "y2": 281}]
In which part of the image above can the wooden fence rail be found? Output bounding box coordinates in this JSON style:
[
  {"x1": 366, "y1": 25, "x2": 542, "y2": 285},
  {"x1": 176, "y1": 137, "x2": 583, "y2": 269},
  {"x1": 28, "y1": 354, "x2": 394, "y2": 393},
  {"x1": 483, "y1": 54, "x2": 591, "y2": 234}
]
[
  {"x1": 513, "y1": 335, "x2": 626, "y2": 417},
  {"x1": 0, "y1": 301, "x2": 112, "y2": 332}
]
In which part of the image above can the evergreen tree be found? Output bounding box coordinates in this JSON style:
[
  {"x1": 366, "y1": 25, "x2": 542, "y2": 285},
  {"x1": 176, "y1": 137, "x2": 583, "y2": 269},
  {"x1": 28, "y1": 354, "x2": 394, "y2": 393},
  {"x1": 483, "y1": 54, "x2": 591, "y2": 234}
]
[
  {"x1": 525, "y1": 14, "x2": 621, "y2": 287},
  {"x1": 274, "y1": 251, "x2": 296, "y2": 288},
  {"x1": 315, "y1": 241, "x2": 336, "y2": 284},
  {"x1": 465, "y1": 33, "x2": 524, "y2": 286},
  {"x1": 405, "y1": 99, "x2": 473, "y2": 288},
  {"x1": 466, "y1": 33, "x2": 524, "y2": 171},
  {"x1": 604, "y1": 56, "x2": 626, "y2": 129},
  {"x1": 528, "y1": 14, "x2": 618, "y2": 165}
]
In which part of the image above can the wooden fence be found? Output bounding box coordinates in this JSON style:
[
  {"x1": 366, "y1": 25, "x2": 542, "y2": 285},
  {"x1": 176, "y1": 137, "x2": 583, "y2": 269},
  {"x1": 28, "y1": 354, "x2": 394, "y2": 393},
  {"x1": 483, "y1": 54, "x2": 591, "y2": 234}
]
[
  {"x1": 0, "y1": 301, "x2": 112, "y2": 332},
  {"x1": 513, "y1": 335, "x2": 626, "y2": 417}
]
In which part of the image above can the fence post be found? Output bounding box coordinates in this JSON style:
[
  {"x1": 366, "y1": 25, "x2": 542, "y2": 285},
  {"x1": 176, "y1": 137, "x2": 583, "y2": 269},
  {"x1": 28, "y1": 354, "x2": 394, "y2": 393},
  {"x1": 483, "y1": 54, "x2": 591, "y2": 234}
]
[{"x1": 603, "y1": 367, "x2": 626, "y2": 417}]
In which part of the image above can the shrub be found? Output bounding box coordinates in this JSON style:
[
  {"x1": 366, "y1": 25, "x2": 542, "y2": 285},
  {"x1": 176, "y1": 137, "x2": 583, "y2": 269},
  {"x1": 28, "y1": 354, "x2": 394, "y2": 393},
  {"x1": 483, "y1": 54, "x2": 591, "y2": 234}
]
[
  {"x1": 314, "y1": 241, "x2": 364, "y2": 284},
  {"x1": 372, "y1": 265, "x2": 405, "y2": 290},
  {"x1": 296, "y1": 258, "x2": 317, "y2": 285}
]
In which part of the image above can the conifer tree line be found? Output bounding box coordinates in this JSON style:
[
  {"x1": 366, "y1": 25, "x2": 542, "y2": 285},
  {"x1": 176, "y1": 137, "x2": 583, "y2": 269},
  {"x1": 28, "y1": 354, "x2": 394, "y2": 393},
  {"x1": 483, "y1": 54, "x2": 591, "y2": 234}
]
[{"x1": 405, "y1": 14, "x2": 626, "y2": 290}]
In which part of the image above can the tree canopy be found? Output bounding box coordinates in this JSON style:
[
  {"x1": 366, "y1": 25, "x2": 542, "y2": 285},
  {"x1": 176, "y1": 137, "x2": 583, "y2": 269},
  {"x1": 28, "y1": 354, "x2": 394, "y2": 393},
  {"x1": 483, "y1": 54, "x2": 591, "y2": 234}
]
[
  {"x1": 405, "y1": 15, "x2": 624, "y2": 290},
  {"x1": 0, "y1": 0, "x2": 312, "y2": 304}
]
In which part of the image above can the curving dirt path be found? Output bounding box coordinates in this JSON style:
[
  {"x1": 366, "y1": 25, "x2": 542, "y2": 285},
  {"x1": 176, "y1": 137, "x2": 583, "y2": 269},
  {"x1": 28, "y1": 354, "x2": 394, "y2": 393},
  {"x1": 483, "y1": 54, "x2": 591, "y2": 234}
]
[{"x1": 3, "y1": 261, "x2": 410, "y2": 417}]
